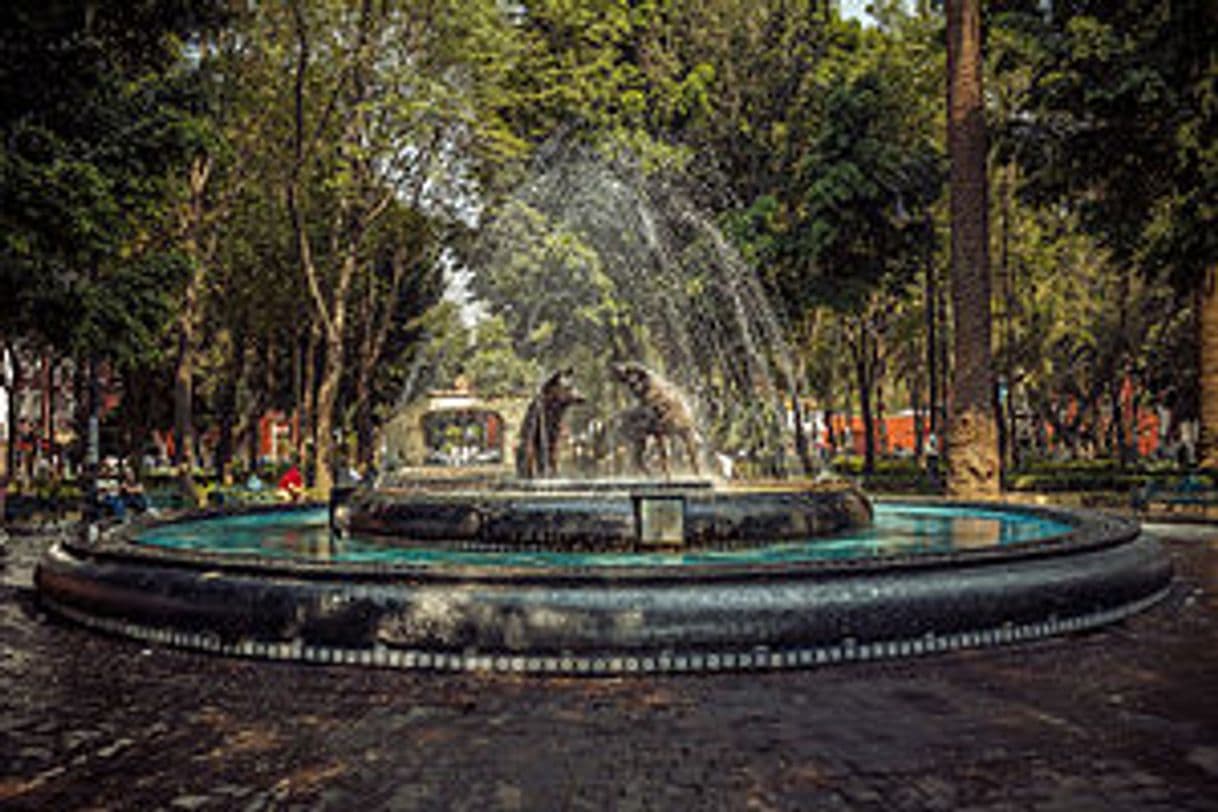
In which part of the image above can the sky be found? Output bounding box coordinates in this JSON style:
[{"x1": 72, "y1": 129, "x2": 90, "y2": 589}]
[{"x1": 840, "y1": 0, "x2": 873, "y2": 21}]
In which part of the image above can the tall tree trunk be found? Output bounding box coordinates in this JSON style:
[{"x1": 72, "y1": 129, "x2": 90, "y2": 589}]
[
  {"x1": 1114, "y1": 269, "x2": 1134, "y2": 468},
  {"x1": 996, "y1": 163, "x2": 1012, "y2": 472},
  {"x1": 351, "y1": 243, "x2": 411, "y2": 473},
  {"x1": 287, "y1": 0, "x2": 384, "y2": 496},
  {"x1": 264, "y1": 339, "x2": 277, "y2": 461},
  {"x1": 231, "y1": 336, "x2": 260, "y2": 473},
  {"x1": 851, "y1": 325, "x2": 876, "y2": 475},
  {"x1": 945, "y1": 0, "x2": 1001, "y2": 497},
  {"x1": 172, "y1": 299, "x2": 199, "y2": 499},
  {"x1": 214, "y1": 363, "x2": 238, "y2": 484},
  {"x1": 306, "y1": 244, "x2": 358, "y2": 497},
  {"x1": 172, "y1": 154, "x2": 213, "y2": 504},
  {"x1": 859, "y1": 376, "x2": 875, "y2": 475},
  {"x1": 314, "y1": 327, "x2": 344, "y2": 495},
  {"x1": 354, "y1": 365, "x2": 374, "y2": 472},
  {"x1": 245, "y1": 395, "x2": 260, "y2": 473},
  {"x1": 291, "y1": 328, "x2": 303, "y2": 455},
  {"x1": 1197, "y1": 269, "x2": 1218, "y2": 468},
  {"x1": 825, "y1": 407, "x2": 837, "y2": 458},
  {"x1": 299, "y1": 320, "x2": 320, "y2": 475},
  {"x1": 925, "y1": 234, "x2": 939, "y2": 452},
  {"x1": 938, "y1": 242, "x2": 951, "y2": 462}
]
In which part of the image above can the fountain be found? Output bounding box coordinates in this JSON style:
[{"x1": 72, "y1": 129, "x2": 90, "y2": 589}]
[{"x1": 34, "y1": 147, "x2": 1172, "y2": 674}]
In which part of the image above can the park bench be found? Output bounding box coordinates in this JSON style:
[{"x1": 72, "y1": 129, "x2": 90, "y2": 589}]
[{"x1": 1131, "y1": 475, "x2": 1218, "y2": 514}]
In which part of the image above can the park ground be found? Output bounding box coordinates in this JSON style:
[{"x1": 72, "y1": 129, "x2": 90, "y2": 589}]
[{"x1": 2, "y1": 520, "x2": 1218, "y2": 811}]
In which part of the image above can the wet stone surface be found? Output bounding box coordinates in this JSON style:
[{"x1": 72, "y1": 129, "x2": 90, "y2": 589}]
[{"x1": 2, "y1": 526, "x2": 1218, "y2": 810}]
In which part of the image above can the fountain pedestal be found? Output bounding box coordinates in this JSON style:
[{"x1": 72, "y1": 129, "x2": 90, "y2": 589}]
[{"x1": 335, "y1": 477, "x2": 873, "y2": 553}]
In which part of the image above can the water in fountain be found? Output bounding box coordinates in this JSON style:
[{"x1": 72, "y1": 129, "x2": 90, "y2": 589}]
[{"x1": 469, "y1": 140, "x2": 807, "y2": 477}]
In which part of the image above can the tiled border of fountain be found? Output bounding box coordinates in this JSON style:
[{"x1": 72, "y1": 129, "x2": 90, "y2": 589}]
[{"x1": 34, "y1": 502, "x2": 1173, "y2": 674}]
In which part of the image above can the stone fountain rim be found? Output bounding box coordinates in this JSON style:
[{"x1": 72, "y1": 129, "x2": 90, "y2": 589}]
[{"x1": 59, "y1": 497, "x2": 1137, "y2": 585}]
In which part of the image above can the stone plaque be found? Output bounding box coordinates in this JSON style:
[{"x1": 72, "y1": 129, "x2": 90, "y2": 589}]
[{"x1": 637, "y1": 496, "x2": 685, "y2": 546}]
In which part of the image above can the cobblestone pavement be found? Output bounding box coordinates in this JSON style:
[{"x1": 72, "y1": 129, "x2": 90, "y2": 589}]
[{"x1": 2, "y1": 525, "x2": 1217, "y2": 811}]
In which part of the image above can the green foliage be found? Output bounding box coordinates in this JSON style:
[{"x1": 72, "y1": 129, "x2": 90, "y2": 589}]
[
  {"x1": 473, "y1": 199, "x2": 630, "y2": 368},
  {"x1": 463, "y1": 316, "x2": 543, "y2": 395},
  {"x1": 2, "y1": 0, "x2": 1213, "y2": 481},
  {"x1": 994, "y1": 1, "x2": 1218, "y2": 289},
  {"x1": 0, "y1": 1, "x2": 215, "y2": 363}
]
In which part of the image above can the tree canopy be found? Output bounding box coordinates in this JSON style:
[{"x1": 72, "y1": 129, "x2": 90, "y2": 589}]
[{"x1": 2, "y1": 0, "x2": 1214, "y2": 496}]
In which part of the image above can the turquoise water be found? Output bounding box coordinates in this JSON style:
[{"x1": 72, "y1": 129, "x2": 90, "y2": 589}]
[{"x1": 133, "y1": 503, "x2": 1073, "y2": 568}]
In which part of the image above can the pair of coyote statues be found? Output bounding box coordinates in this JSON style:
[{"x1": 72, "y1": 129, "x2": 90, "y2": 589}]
[{"x1": 515, "y1": 362, "x2": 700, "y2": 479}]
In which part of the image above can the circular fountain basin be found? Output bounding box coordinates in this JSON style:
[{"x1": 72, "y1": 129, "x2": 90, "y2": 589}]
[{"x1": 35, "y1": 498, "x2": 1172, "y2": 674}]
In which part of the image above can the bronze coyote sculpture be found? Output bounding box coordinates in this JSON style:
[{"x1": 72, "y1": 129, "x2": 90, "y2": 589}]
[
  {"x1": 515, "y1": 368, "x2": 585, "y2": 479},
  {"x1": 610, "y1": 361, "x2": 701, "y2": 475}
]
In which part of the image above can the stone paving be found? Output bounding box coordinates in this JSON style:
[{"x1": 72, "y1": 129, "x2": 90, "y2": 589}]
[{"x1": 2, "y1": 524, "x2": 1217, "y2": 811}]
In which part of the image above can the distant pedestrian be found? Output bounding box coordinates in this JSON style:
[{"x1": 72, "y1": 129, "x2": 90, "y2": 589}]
[{"x1": 120, "y1": 467, "x2": 148, "y2": 515}]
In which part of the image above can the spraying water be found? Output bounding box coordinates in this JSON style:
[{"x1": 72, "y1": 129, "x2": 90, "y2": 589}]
[{"x1": 470, "y1": 142, "x2": 810, "y2": 476}]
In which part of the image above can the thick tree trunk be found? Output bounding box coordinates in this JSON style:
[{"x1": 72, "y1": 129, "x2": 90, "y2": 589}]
[
  {"x1": 945, "y1": 0, "x2": 1001, "y2": 497},
  {"x1": 291, "y1": 330, "x2": 302, "y2": 455},
  {"x1": 172, "y1": 155, "x2": 213, "y2": 505},
  {"x1": 172, "y1": 312, "x2": 198, "y2": 501},
  {"x1": 1198, "y1": 269, "x2": 1218, "y2": 468},
  {"x1": 1111, "y1": 384, "x2": 1128, "y2": 467},
  {"x1": 308, "y1": 247, "x2": 356, "y2": 497},
  {"x1": 853, "y1": 328, "x2": 876, "y2": 476},
  {"x1": 354, "y1": 364, "x2": 374, "y2": 472},
  {"x1": 925, "y1": 235, "x2": 939, "y2": 443},
  {"x1": 313, "y1": 330, "x2": 343, "y2": 495},
  {"x1": 215, "y1": 380, "x2": 236, "y2": 485},
  {"x1": 997, "y1": 162, "x2": 1016, "y2": 472},
  {"x1": 244, "y1": 393, "x2": 260, "y2": 473},
  {"x1": 287, "y1": 0, "x2": 383, "y2": 495},
  {"x1": 300, "y1": 321, "x2": 320, "y2": 476},
  {"x1": 231, "y1": 336, "x2": 260, "y2": 473},
  {"x1": 264, "y1": 340, "x2": 277, "y2": 459}
]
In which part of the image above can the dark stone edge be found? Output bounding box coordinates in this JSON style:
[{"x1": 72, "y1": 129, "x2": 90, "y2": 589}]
[
  {"x1": 340, "y1": 482, "x2": 874, "y2": 552},
  {"x1": 35, "y1": 528, "x2": 1173, "y2": 673},
  {"x1": 39, "y1": 588, "x2": 1173, "y2": 675}
]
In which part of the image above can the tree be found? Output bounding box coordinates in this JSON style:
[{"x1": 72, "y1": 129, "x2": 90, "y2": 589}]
[
  {"x1": 945, "y1": 0, "x2": 1001, "y2": 497},
  {"x1": 165, "y1": 15, "x2": 285, "y2": 500},
  {"x1": 278, "y1": 0, "x2": 524, "y2": 494},
  {"x1": 994, "y1": 1, "x2": 1217, "y2": 467},
  {"x1": 1, "y1": 1, "x2": 226, "y2": 512},
  {"x1": 346, "y1": 209, "x2": 444, "y2": 470}
]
